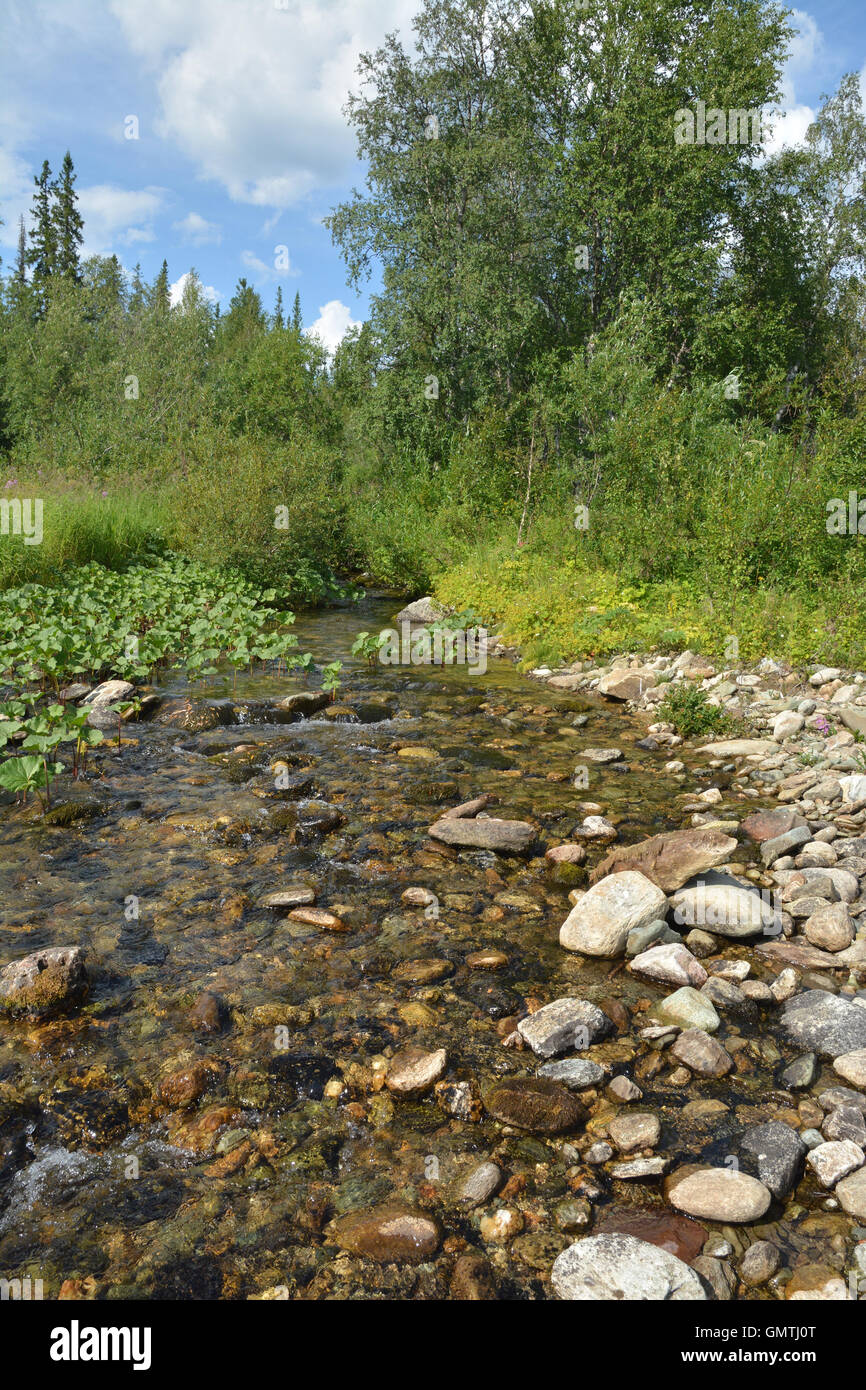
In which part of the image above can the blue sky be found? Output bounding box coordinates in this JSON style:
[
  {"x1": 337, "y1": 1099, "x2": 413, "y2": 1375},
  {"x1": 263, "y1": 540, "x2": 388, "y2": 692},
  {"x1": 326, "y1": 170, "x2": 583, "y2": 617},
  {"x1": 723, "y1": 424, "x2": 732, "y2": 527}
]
[{"x1": 1, "y1": 1, "x2": 864, "y2": 349}]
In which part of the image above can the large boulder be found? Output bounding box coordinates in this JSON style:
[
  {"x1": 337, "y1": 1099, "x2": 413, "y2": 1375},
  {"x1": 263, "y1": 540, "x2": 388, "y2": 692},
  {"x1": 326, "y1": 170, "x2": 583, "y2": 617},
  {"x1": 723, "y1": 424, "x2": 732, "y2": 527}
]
[
  {"x1": 0, "y1": 946, "x2": 89, "y2": 1018},
  {"x1": 596, "y1": 669, "x2": 657, "y2": 703},
  {"x1": 590, "y1": 828, "x2": 737, "y2": 894},
  {"x1": 560, "y1": 872, "x2": 667, "y2": 957},
  {"x1": 395, "y1": 596, "x2": 448, "y2": 625}
]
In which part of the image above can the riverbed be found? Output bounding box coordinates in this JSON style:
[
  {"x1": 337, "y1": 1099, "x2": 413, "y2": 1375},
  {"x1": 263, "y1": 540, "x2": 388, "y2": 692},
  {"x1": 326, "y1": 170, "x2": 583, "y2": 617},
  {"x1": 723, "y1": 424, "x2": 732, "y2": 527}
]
[{"x1": 0, "y1": 596, "x2": 858, "y2": 1300}]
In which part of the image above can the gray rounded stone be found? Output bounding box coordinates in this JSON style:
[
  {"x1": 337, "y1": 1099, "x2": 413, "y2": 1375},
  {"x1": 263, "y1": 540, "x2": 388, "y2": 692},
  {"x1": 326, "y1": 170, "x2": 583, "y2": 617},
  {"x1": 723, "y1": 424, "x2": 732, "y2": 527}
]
[{"x1": 551, "y1": 1233, "x2": 707, "y2": 1301}]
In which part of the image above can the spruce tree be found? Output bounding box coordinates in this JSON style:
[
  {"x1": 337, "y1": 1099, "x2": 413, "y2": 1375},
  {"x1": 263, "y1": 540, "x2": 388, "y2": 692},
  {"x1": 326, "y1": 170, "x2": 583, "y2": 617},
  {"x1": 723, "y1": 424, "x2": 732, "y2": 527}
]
[
  {"x1": 273, "y1": 285, "x2": 284, "y2": 329},
  {"x1": 291, "y1": 290, "x2": 302, "y2": 333},
  {"x1": 27, "y1": 160, "x2": 57, "y2": 283},
  {"x1": 14, "y1": 216, "x2": 27, "y2": 284},
  {"x1": 150, "y1": 259, "x2": 171, "y2": 315},
  {"x1": 53, "y1": 151, "x2": 84, "y2": 278}
]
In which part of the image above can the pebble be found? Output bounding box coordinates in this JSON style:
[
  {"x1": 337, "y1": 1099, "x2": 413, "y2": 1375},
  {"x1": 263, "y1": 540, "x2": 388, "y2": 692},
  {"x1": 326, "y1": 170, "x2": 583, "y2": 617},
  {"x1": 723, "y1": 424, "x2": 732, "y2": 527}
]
[
  {"x1": 385, "y1": 1046, "x2": 447, "y2": 1096},
  {"x1": 456, "y1": 1162, "x2": 502, "y2": 1208},
  {"x1": 670, "y1": 1028, "x2": 733, "y2": 1078},
  {"x1": 538, "y1": 1058, "x2": 606, "y2": 1089},
  {"x1": 629, "y1": 943, "x2": 708, "y2": 988},
  {"x1": 328, "y1": 1204, "x2": 441, "y2": 1263},
  {"x1": 740, "y1": 1240, "x2": 780, "y2": 1286},
  {"x1": 651, "y1": 987, "x2": 720, "y2": 1034},
  {"x1": 606, "y1": 1074, "x2": 642, "y2": 1102}
]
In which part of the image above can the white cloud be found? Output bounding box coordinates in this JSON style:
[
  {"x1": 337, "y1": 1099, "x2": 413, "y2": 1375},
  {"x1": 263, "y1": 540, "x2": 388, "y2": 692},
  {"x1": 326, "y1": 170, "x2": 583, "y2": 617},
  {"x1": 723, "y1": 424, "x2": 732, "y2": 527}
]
[
  {"x1": 307, "y1": 298, "x2": 360, "y2": 352},
  {"x1": 0, "y1": 146, "x2": 34, "y2": 250},
  {"x1": 759, "y1": 9, "x2": 823, "y2": 156},
  {"x1": 77, "y1": 184, "x2": 166, "y2": 256},
  {"x1": 241, "y1": 249, "x2": 275, "y2": 277},
  {"x1": 108, "y1": 0, "x2": 418, "y2": 207},
  {"x1": 173, "y1": 211, "x2": 222, "y2": 245},
  {"x1": 169, "y1": 269, "x2": 221, "y2": 308},
  {"x1": 762, "y1": 103, "x2": 816, "y2": 157}
]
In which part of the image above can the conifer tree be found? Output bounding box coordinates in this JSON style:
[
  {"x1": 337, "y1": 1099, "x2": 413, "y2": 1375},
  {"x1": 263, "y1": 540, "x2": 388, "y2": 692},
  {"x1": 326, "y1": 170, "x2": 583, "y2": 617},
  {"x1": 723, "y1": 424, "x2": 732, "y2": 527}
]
[
  {"x1": 27, "y1": 160, "x2": 57, "y2": 283},
  {"x1": 273, "y1": 285, "x2": 284, "y2": 329},
  {"x1": 53, "y1": 151, "x2": 84, "y2": 278},
  {"x1": 291, "y1": 290, "x2": 302, "y2": 333}
]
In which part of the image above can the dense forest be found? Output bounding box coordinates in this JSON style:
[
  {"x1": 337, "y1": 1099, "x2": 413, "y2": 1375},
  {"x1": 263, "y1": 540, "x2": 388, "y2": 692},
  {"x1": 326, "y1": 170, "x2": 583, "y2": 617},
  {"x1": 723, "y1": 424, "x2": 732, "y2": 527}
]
[{"x1": 2, "y1": 0, "x2": 866, "y2": 666}]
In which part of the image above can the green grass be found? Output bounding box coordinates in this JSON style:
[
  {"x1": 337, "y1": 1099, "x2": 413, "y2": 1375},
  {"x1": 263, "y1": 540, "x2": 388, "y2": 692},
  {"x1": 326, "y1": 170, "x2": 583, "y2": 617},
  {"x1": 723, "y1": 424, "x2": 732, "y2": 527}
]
[{"x1": 0, "y1": 474, "x2": 171, "y2": 589}]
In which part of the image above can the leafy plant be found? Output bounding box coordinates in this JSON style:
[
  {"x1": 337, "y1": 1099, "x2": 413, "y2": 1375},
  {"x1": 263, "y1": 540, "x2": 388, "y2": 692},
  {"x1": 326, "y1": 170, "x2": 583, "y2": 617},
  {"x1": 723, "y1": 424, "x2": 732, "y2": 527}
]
[
  {"x1": 321, "y1": 661, "x2": 343, "y2": 702},
  {"x1": 656, "y1": 682, "x2": 741, "y2": 740}
]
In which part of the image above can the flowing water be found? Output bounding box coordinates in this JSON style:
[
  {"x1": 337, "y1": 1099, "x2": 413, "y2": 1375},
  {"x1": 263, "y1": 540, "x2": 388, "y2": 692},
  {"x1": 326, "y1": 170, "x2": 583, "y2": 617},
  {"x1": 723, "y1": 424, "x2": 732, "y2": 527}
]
[{"x1": 0, "y1": 597, "x2": 854, "y2": 1299}]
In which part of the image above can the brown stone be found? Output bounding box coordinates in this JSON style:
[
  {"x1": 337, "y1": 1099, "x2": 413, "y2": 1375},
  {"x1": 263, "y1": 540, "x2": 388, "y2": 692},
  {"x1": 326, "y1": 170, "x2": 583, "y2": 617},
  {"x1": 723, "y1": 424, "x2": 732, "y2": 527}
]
[
  {"x1": 483, "y1": 1075, "x2": 585, "y2": 1134},
  {"x1": 328, "y1": 1204, "x2": 441, "y2": 1263},
  {"x1": 590, "y1": 828, "x2": 737, "y2": 894}
]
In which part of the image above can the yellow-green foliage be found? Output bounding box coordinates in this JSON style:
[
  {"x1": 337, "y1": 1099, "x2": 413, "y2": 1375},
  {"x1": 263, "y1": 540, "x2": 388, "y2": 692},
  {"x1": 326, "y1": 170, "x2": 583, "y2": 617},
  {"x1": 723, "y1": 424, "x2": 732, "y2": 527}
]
[{"x1": 434, "y1": 534, "x2": 866, "y2": 671}]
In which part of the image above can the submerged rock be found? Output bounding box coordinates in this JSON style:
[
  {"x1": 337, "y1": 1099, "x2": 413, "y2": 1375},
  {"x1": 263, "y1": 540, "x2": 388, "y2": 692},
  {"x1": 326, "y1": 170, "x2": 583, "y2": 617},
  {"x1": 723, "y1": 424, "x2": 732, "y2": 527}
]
[
  {"x1": 0, "y1": 946, "x2": 88, "y2": 1019},
  {"x1": 328, "y1": 1204, "x2": 441, "y2": 1263},
  {"x1": 427, "y1": 816, "x2": 535, "y2": 854},
  {"x1": 483, "y1": 1075, "x2": 585, "y2": 1133}
]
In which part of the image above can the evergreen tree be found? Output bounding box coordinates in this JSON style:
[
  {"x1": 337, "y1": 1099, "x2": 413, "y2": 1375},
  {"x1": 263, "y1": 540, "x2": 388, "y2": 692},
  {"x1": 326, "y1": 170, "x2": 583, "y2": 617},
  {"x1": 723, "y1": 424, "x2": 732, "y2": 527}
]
[
  {"x1": 273, "y1": 285, "x2": 284, "y2": 330},
  {"x1": 14, "y1": 217, "x2": 27, "y2": 284},
  {"x1": 53, "y1": 151, "x2": 84, "y2": 278},
  {"x1": 291, "y1": 290, "x2": 302, "y2": 334},
  {"x1": 128, "y1": 263, "x2": 146, "y2": 318},
  {"x1": 150, "y1": 259, "x2": 171, "y2": 316},
  {"x1": 27, "y1": 160, "x2": 57, "y2": 284}
]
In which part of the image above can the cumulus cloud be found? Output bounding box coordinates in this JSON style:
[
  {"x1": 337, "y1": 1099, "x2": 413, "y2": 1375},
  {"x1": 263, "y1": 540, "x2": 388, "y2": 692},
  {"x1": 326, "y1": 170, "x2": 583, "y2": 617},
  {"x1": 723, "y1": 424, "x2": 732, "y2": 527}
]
[
  {"x1": 77, "y1": 184, "x2": 166, "y2": 256},
  {"x1": 108, "y1": 0, "x2": 418, "y2": 207},
  {"x1": 307, "y1": 298, "x2": 360, "y2": 352},
  {"x1": 169, "y1": 269, "x2": 221, "y2": 308},
  {"x1": 173, "y1": 211, "x2": 222, "y2": 245}
]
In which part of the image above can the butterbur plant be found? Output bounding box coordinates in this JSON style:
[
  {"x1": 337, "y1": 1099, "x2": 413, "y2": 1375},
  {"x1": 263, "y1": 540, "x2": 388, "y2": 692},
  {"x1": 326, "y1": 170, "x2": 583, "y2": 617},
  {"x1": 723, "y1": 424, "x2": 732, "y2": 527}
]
[
  {"x1": 351, "y1": 631, "x2": 388, "y2": 666},
  {"x1": 321, "y1": 661, "x2": 343, "y2": 702}
]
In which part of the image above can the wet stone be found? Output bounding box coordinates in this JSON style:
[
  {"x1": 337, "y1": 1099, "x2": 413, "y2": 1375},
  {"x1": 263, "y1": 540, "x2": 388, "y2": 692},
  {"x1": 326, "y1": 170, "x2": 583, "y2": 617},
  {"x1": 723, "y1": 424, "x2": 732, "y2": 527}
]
[
  {"x1": 517, "y1": 997, "x2": 611, "y2": 1057},
  {"x1": 739, "y1": 1121, "x2": 806, "y2": 1199},
  {"x1": 0, "y1": 946, "x2": 89, "y2": 1019},
  {"x1": 537, "y1": 1058, "x2": 605, "y2": 1089},
  {"x1": 483, "y1": 1075, "x2": 586, "y2": 1134},
  {"x1": 328, "y1": 1204, "x2": 441, "y2": 1264}
]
